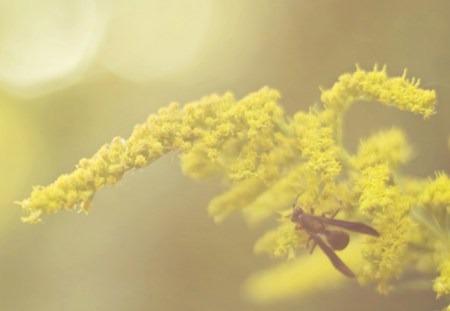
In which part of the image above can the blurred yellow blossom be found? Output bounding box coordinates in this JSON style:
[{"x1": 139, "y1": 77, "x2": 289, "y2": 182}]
[
  {"x1": 19, "y1": 66, "x2": 449, "y2": 307},
  {"x1": 244, "y1": 237, "x2": 366, "y2": 304},
  {"x1": 349, "y1": 129, "x2": 415, "y2": 293},
  {"x1": 435, "y1": 259, "x2": 450, "y2": 299}
]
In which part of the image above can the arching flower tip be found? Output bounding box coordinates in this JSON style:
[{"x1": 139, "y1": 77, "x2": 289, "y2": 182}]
[
  {"x1": 321, "y1": 66, "x2": 437, "y2": 118},
  {"x1": 20, "y1": 208, "x2": 43, "y2": 224}
]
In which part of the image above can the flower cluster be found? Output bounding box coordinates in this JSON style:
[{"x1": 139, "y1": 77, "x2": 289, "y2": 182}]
[{"x1": 19, "y1": 66, "x2": 449, "y2": 308}]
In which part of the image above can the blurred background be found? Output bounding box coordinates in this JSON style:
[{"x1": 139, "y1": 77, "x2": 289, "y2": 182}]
[{"x1": 1, "y1": 0, "x2": 449, "y2": 310}]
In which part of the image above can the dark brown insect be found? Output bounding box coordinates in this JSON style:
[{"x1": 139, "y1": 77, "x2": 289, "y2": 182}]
[{"x1": 291, "y1": 204, "x2": 379, "y2": 277}]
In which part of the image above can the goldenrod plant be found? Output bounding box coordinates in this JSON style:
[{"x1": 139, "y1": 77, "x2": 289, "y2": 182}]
[{"x1": 18, "y1": 66, "x2": 449, "y2": 309}]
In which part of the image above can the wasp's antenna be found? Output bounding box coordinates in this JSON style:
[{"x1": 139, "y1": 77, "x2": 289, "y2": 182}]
[{"x1": 291, "y1": 193, "x2": 301, "y2": 210}]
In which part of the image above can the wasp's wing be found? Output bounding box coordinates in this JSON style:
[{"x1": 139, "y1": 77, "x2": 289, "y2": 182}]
[
  {"x1": 319, "y1": 217, "x2": 379, "y2": 236},
  {"x1": 309, "y1": 233, "x2": 355, "y2": 277}
]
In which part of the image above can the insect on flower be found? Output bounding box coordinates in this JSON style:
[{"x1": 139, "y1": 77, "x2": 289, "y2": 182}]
[{"x1": 290, "y1": 200, "x2": 379, "y2": 277}]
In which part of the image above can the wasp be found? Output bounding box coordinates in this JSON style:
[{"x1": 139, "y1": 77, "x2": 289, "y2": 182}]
[{"x1": 290, "y1": 202, "x2": 379, "y2": 277}]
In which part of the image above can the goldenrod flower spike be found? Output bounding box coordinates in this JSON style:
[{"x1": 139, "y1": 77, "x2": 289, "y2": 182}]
[
  {"x1": 18, "y1": 88, "x2": 289, "y2": 223},
  {"x1": 18, "y1": 66, "x2": 447, "y2": 307},
  {"x1": 435, "y1": 259, "x2": 450, "y2": 299},
  {"x1": 321, "y1": 65, "x2": 437, "y2": 118}
]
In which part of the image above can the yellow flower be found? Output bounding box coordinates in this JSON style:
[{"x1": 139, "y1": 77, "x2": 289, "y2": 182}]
[
  {"x1": 321, "y1": 64, "x2": 436, "y2": 118},
  {"x1": 435, "y1": 258, "x2": 450, "y2": 298},
  {"x1": 19, "y1": 66, "x2": 447, "y2": 306}
]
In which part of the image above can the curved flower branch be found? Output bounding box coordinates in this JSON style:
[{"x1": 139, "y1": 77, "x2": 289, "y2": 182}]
[{"x1": 18, "y1": 66, "x2": 448, "y2": 308}]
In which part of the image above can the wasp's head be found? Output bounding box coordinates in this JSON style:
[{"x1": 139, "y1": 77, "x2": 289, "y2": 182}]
[{"x1": 290, "y1": 207, "x2": 304, "y2": 222}]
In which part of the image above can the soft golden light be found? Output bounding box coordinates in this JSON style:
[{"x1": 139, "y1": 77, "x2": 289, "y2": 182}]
[{"x1": 99, "y1": 0, "x2": 212, "y2": 82}]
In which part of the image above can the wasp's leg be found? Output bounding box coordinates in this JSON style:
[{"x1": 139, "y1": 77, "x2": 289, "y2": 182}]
[
  {"x1": 310, "y1": 233, "x2": 355, "y2": 277},
  {"x1": 329, "y1": 208, "x2": 340, "y2": 219},
  {"x1": 321, "y1": 208, "x2": 341, "y2": 219},
  {"x1": 291, "y1": 193, "x2": 301, "y2": 209},
  {"x1": 306, "y1": 236, "x2": 318, "y2": 254}
]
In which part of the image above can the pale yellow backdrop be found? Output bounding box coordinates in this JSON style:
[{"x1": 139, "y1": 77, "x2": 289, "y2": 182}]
[{"x1": 0, "y1": 0, "x2": 449, "y2": 310}]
